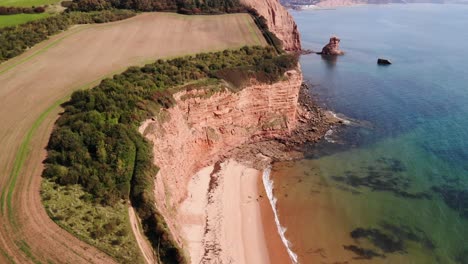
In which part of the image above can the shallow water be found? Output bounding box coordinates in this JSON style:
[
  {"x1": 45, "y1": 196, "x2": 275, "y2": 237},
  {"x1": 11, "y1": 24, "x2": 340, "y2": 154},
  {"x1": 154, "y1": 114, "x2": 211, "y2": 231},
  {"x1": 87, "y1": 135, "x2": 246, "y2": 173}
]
[{"x1": 272, "y1": 4, "x2": 468, "y2": 263}]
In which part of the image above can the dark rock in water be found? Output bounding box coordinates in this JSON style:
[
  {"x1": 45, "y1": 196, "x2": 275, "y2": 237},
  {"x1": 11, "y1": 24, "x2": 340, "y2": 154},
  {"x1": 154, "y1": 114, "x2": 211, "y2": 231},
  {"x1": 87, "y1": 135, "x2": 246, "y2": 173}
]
[
  {"x1": 318, "y1": 36, "x2": 344, "y2": 56},
  {"x1": 300, "y1": 49, "x2": 314, "y2": 55},
  {"x1": 378, "y1": 58, "x2": 392, "y2": 65}
]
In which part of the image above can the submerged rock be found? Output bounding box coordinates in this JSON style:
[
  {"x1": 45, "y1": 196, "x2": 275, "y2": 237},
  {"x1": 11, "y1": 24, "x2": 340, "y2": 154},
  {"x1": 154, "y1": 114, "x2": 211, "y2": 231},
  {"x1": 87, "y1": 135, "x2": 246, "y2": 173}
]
[
  {"x1": 378, "y1": 58, "x2": 392, "y2": 65},
  {"x1": 318, "y1": 36, "x2": 344, "y2": 56},
  {"x1": 300, "y1": 49, "x2": 314, "y2": 55}
]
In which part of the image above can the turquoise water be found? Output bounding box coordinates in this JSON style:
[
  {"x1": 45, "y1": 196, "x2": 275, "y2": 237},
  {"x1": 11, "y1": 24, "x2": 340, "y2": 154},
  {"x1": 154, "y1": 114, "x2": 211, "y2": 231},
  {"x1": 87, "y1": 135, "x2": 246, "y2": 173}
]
[{"x1": 272, "y1": 4, "x2": 468, "y2": 263}]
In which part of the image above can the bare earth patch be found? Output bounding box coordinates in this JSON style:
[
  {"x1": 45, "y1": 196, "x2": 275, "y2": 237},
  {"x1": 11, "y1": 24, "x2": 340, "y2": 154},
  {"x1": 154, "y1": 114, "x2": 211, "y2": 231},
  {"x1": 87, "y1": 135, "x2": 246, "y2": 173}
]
[{"x1": 0, "y1": 12, "x2": 265, "y2": 264}]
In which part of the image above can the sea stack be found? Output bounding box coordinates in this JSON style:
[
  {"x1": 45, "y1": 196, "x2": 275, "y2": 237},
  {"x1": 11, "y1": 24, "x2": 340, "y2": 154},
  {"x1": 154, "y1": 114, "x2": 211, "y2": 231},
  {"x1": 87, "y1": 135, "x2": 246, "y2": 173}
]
[{"x1": 319, "y1": 36, "x2": 344, "y2": 55}]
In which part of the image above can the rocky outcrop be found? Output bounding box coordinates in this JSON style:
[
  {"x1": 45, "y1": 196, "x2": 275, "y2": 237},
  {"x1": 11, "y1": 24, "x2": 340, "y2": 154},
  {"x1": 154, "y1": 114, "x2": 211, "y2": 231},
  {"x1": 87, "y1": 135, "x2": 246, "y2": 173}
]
[
  {"x1": 319, "y1": 36, "x2": 345, "y2": 55},
  {"x1": 139, "y1": 69, "x2": 302, "y2": 248},
  {"x1": 241, "y1": 0, "x2": 301, "y2": 52},
  {"x1": 377, "y1": 58, "x2": 392, "y2": 65}
]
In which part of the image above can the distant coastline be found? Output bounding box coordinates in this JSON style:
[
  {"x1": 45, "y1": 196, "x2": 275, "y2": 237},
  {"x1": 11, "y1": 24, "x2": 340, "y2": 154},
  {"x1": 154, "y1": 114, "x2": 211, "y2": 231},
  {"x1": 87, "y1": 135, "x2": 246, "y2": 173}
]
[{"x1": 283, "y1": 1, "x2": 466, "y2": 10}]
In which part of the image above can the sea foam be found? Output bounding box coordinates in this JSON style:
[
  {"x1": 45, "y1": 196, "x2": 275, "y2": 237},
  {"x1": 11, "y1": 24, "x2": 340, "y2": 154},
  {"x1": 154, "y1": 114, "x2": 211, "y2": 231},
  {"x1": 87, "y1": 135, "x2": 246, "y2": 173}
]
[{"x1": 262, "y1": 166, "x2": 299, "y2": 264}]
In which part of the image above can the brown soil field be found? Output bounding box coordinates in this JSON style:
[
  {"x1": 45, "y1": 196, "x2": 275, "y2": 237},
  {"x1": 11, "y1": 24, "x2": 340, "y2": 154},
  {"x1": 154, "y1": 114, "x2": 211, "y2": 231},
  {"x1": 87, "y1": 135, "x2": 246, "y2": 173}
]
[{"x1": 0, "y1": 12, "x2": 265, "y2": 264}]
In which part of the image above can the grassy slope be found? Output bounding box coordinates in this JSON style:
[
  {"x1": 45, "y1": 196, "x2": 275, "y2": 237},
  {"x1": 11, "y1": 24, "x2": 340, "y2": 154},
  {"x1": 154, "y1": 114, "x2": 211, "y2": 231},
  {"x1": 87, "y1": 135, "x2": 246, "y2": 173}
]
[
  {"x1": 0, "y1": 0, "x2": 60, "y2": 7},
  {"x1": 0, "y1": 12, "x2": 266, "y2": 264},
  {"x1": 0, "y1": 13, "x2": 50, "y2": 27},
  {"x1": 42, "y1": 181, "x2": 144, "y2": 263}
]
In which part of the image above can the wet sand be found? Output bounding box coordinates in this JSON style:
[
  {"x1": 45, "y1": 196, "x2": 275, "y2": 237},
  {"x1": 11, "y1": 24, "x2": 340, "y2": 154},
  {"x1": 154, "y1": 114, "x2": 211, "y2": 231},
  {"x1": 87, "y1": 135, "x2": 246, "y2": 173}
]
[{"x1": 258, "y1": 174, "x2": 293, "y2": 264}]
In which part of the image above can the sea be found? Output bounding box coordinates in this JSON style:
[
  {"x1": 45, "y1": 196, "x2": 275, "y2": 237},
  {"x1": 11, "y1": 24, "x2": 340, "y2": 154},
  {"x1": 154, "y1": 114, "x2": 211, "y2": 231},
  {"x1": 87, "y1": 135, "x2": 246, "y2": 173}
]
[{"x1": 267, "y1": 4, "x2": 468, "y2": 264}]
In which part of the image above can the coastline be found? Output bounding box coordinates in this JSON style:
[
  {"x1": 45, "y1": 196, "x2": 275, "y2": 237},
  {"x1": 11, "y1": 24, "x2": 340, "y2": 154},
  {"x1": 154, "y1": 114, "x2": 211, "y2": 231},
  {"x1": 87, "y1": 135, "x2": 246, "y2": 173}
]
[
  {"x1": 177, "y1": 159, "x2": 291, "y2": 264},
  {"x1": 142, "y1": 77, "x2": 340, "y2": 263},
  {"x1": 258, "y1": 168, "x2": 296, "y2": 264},
  {"x1": 168, "y1": 81, "x2": 341, "y2": 263}
]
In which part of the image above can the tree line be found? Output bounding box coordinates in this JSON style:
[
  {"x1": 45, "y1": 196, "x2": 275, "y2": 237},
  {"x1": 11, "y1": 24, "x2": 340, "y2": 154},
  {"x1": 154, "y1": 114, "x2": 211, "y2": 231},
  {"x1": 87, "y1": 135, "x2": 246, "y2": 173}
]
[
  {"x1": 0, "y1": 6, "x2": 46, "y2": 15},
  {"x1": 43, "y1": 46, "x2": 298, "y2": 263},
  {"x1": 65, "y1": 0, "x2": 246, "y2": 14},
  {"x1": 0, "y1": 10, "x2": 136, "y2": 63}
]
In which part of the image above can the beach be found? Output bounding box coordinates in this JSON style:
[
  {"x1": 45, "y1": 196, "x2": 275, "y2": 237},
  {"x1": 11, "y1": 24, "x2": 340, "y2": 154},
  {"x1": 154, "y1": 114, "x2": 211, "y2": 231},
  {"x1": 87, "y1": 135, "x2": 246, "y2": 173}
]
[{"x1": 177, "y1": 159, "x2": 291, "y2": 264}]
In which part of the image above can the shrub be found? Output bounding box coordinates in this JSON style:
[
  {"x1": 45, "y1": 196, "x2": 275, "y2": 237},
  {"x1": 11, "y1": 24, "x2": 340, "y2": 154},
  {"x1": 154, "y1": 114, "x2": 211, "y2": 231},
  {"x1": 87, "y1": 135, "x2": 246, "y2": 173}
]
[{"x1": 0, "y1": 6, "x2": 46, "y2": 15}]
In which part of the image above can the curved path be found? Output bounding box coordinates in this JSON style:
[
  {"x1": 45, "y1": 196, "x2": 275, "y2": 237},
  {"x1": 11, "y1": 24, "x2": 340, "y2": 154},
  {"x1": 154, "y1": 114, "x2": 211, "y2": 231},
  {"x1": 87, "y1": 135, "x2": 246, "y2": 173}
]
[{"x1": 0, "y1": 12, "x2": 265, "y2": 264}]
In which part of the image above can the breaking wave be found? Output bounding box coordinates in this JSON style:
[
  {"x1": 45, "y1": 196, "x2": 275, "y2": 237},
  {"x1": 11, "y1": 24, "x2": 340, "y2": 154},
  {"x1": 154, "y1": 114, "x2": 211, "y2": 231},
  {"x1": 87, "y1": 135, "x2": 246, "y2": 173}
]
[{"x1": 262, "y1": 166, "x2": 299, "y2": 264}]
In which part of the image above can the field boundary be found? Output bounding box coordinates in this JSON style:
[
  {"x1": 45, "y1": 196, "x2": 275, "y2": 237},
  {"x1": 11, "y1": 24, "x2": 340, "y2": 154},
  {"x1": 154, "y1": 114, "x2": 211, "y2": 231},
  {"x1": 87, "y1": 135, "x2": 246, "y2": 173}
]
[{"x1": 0, "y1": 15, "x2": 139, "y2": 76}]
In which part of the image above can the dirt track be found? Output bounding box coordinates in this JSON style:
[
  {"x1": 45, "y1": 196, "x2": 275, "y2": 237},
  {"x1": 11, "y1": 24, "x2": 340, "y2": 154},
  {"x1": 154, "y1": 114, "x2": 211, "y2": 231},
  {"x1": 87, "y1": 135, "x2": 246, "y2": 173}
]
[{"x1": 0, "y1": 12, "x2": 265, "y2": 264}]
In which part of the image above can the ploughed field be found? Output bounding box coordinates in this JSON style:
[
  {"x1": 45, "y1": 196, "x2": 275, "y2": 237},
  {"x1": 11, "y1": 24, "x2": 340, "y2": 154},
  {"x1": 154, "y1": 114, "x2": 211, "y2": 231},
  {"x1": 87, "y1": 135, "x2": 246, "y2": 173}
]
[{"x1": 0, "y1": 12, "x2": 265, "y2": 264}]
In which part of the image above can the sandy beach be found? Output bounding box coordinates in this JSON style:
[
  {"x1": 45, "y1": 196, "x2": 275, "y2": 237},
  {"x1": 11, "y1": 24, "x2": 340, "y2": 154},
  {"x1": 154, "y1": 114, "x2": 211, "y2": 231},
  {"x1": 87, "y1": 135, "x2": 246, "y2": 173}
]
[{"x1": 177, "y1": 159, "x2": 291, "y2": 264}]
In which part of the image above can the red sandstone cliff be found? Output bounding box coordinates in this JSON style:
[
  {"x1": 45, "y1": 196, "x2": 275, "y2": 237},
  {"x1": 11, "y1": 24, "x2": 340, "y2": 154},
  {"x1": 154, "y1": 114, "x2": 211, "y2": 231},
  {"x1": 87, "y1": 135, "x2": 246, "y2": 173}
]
[
  {"x1": 138, "y1": 0, "x2": 304, "y2": 256},
  {"x1": 139, "y1": 69, "x2": 302, "y2": 248},
  {"x1": 241, "y1": 0, "x2": 301, "y2": 51}
]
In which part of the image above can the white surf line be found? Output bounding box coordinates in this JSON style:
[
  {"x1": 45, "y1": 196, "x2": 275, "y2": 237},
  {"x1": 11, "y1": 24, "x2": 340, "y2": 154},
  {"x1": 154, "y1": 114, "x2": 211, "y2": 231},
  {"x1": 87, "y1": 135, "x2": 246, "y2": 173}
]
[{"x1": 262, "y1": 166, "x2": 299, "y2": 264}]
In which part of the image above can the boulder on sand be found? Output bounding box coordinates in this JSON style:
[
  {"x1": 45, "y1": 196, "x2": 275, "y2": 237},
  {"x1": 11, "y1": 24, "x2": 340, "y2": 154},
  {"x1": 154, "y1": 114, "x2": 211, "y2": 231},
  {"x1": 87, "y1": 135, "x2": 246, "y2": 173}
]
[{"x1": 318, "y1": 36, "x2": 344, "y2": 56}]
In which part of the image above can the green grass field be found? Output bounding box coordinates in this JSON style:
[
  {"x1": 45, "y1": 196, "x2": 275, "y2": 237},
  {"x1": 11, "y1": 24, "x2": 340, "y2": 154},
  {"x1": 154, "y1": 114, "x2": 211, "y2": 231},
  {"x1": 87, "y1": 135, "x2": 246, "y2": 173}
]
[
  {"x1": 0, "y1": 0, "x2": 60, "y2": 7},
  {"x1": 0, "y1": 13, "x2": 50, "y2": 27}
]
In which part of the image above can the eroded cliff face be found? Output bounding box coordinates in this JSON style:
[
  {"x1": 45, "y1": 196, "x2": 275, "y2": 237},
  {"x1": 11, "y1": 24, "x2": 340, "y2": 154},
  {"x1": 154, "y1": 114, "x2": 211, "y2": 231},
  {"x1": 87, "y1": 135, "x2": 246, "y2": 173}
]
[
  {"x1": 241, "y1": 0, "x2": 301, "y2": 51},
  {"x1": 139, "y1": 69, "x2": 302, "y2": 247}
]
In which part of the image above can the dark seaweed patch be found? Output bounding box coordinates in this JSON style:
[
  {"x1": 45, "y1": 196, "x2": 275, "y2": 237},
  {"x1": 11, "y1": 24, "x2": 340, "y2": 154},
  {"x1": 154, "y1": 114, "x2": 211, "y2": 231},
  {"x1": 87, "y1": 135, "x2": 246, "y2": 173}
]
[
  {"x1": 331, "y1": 157, "x2": 431, "y2": 199},
  {"x1": 345, "y1": 222, "x2": 436, "y2": 260},
  {"x1": 432, "y1": 185, "x2": 468, "y2": 219},
  {"x1": 455, "y1": 249, "x2": 468, "y2": 264},
  {"x1": 350, "y1": 228, "x2": 404, "y2": 253},
  {"x1": 380, "y1": 222, "x2": 436, "y2": 250},
  {"x1": 376, "y1": 157, "x2": 406, "y2": 172},
  {"x1": 343, "y1": 245, "x2": 384, "y2": 260}
]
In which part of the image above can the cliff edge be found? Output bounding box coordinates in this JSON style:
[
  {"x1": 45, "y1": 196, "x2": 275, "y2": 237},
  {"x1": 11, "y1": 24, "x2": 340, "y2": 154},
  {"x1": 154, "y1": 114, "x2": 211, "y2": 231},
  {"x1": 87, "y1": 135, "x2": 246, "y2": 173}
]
[
  {"x1": 241, "y1": 0, "x2": 301, "y2": 51},
  {"x1": 139, "y1": 1, "x2": 306, "y2": 261}
]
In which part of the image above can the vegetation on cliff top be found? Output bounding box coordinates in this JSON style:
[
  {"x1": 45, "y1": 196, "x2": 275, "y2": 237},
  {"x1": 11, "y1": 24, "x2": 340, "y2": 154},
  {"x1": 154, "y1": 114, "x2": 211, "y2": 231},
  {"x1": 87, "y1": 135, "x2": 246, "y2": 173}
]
[
  {"x1": 0, "y1": 6, "x2": 46, "y2": 15},
  {"x1": 42, "y1": 180, "x2": 144, "y2": 263},
  {"x1": 42, "y1": 46, "x2": 297, "y2": 263}
]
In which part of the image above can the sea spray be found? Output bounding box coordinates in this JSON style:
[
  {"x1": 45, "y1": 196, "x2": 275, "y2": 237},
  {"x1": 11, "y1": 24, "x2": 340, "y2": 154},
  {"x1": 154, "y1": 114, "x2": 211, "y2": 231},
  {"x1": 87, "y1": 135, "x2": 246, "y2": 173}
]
[
  {"x1": 327, "y1": 111, "x2": 351, "y2": 125},
  {"x1": 262, "y1": 166, "x2": 299, "y2": 264},
  {"x1": 324, "y1": 129, "x2": 335, "y2": 143}
]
